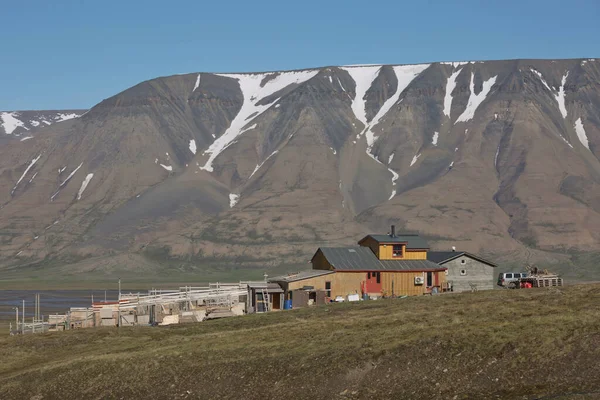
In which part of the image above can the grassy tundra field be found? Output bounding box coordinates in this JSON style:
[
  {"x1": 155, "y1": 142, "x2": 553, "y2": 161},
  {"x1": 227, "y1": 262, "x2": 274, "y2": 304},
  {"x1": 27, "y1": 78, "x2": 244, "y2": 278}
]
[{"x1": 1, "y1": 285, "x2": 600, "y2": 399}]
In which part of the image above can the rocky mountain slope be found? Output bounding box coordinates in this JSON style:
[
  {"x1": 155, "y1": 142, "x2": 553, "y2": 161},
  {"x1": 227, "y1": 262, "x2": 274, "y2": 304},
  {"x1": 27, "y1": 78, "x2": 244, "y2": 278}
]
[
  {"x1": 0, "y1": 110, "x2": 86, "y2": 144},
  {"x1": 1, "y1": 58, "x2": 599, "y2": 279}
]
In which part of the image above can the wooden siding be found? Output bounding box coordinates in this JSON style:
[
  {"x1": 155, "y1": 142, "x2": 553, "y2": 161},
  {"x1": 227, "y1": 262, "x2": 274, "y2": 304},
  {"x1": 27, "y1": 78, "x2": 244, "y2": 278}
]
[
  {"x1": 380, "y1": 271, "x2": 446, "y2": 296},
  {"x1": 403, "y1": 250, "x2": 427, "y2": 260},
  {"x1": 312, "y1": 250, "x2": 334, "y2": 271},
  {"x1": 359, "y1": 236, "x2": 380, "y2": 257},
  {"x1": 376, "y1": 243, "x2": 406, "y2": 260},
  {"x1": 282, "y1": 270, "x2": 446, "y2": 299}
]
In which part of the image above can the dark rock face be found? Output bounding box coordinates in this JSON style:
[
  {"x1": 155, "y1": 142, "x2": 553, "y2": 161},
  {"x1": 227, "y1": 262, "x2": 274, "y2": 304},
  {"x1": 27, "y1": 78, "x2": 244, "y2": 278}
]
[{"x1": 1, "y1": 58, "x2": 600, "y2": 275}]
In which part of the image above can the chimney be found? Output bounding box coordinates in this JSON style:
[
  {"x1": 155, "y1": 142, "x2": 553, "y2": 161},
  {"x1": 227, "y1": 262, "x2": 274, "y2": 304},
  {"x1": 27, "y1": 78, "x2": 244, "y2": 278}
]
[
  {"x1": 390, "y1": 225, "x2": 396, "y2": 238},
  {"x1": 452, "y1": 246, "x2": 456, "y2": 252}
]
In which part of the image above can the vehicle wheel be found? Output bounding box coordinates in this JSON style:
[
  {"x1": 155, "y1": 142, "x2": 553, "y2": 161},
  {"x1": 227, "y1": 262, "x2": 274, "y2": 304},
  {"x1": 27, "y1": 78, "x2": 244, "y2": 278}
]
[{"x1": 508, "y1": 282, "x2": 517, "y2": 289}]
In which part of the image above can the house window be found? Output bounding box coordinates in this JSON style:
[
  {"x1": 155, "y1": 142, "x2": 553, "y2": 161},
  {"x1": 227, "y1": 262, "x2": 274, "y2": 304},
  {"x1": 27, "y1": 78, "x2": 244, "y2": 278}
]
[
  {"x1": 460, "y1": 269, "x2": 467, "y2": 276},
  {"x1": 325, "y1": 281, "x2": 331, "y2": 297},
  {"x1": 392, "y1": 244, "x2": 403, "y2": 257},
  {"x1": 461, "y1": 259, "x2": 466, "y2": 265},
  {"x1": 376, "y1": 272, "x2": 381, "y2": 284}
]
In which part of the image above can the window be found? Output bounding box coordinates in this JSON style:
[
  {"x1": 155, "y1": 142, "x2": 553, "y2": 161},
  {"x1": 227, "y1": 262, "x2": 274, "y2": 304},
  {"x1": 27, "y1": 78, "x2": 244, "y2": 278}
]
[
  {"x1": 367, "y1": 272, "x2": 371, "y2": 279},
  {"x1": 393, "y1": 244, "x2": 403, "y2": 257},
  {"x1": 461, "y1": 259, "x2": 466, "y2": 265},
  {"x1": 426, "y1": 271, "x2": 433, "y2": 287},
  {"x1": 325, "y1": 281, "x2": 331, "y2": 298},
  {"x1": 506, "y1": 273, "x2": 513, "y2": 279},
  {"x1": 376, "y1": 272, "x2": 381, "y2": 284},
  {"x1": 460, "y1": 269, "x2": 467, "y2": 276}
]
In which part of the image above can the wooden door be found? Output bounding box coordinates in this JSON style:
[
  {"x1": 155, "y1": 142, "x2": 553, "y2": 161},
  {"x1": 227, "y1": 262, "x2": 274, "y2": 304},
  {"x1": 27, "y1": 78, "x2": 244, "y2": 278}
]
[{"x1": 364, "y1": 272, "x2": 382, "y2": 294}]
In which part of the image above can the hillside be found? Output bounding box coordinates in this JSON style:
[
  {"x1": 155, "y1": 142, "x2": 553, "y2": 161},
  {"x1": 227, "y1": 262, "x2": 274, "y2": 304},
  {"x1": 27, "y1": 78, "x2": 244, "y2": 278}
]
[
  {"x1": 1, "y1": 285, "x2": 600, "y2": 399},
  {"x1": 1, "y1": 59, "x2": 600, "y2": 280},
  {"x1": 0, "y1": 110, "x2": 86, "y2": 142}
]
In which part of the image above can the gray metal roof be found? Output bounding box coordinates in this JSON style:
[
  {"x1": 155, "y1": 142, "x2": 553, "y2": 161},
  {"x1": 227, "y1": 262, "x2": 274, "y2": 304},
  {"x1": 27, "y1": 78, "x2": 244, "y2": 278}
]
[
  {"x1": 427, "y1": 251, "x2": 498, "y2": 267},
  {"x1": 268, "y1": 269, "x2": 335, "y2": 283},
  {"x1": 318, "y1": 247, "x2": 444, "y2": 271},
  {"x1": 359, "y1": 234, "x2": 430, "y2": 249}
]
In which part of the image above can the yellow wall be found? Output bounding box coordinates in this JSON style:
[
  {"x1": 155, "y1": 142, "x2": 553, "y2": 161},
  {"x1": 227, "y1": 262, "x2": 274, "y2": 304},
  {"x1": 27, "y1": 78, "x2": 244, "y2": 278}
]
[
  {"x1": 380, "y1": 271, "x2": 446, "y2": 296},
  {"x1": 403, "y1": 250, "x2": 428, "y2": 260},
  {"x1": 376, "y1": 243, "x2": 406, "y2": 260},
  {"x1": 282, "y1": 270, "x2": 446, "y2": 299}
]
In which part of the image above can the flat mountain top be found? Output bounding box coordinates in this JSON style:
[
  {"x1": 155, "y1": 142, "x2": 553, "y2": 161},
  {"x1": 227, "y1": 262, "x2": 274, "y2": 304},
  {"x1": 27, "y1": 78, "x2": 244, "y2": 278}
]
[{"x1": 0, "y1": 58, "x2": 599, "y2": 280}]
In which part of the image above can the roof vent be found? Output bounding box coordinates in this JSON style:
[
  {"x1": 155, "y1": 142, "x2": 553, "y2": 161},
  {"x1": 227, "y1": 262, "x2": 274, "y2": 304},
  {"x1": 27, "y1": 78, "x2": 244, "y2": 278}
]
[
  {"x1": 452, "y1": 246, "x2": 456, "y2": 252},
  {"x1": 390, "y1": 225, "x2": 396, "y2": 238},
  {"x1": 348, "y1": 249, "x2": 356, "y2": 253}
]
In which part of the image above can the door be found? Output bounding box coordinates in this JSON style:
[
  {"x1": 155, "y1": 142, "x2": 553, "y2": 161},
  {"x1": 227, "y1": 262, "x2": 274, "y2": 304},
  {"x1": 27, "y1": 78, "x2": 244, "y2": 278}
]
[{"x1": 364, "y1": 272, "x2": 382, "y2": 294}]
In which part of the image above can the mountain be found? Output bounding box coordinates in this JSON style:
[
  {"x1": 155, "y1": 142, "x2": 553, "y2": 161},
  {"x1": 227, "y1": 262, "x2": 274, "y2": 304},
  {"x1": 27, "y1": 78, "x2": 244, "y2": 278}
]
[
  {"x1": 1, "y1": 58, "x2": 599, "y2": 280},
  {"x1": 0, "y1": 110, "x2": 87, "y2": 144}
]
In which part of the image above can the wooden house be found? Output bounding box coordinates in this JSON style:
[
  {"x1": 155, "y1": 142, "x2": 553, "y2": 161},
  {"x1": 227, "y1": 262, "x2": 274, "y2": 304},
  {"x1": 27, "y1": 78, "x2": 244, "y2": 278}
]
[{"x1": 270, "y1": 226, "x2": 447, "y2": 303}]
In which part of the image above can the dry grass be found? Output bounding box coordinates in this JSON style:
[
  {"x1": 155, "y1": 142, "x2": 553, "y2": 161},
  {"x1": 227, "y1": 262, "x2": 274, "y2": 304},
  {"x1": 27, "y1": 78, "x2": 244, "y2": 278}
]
[{"x1": 1, "y1": 285, "x2": 600, "y2": 399}]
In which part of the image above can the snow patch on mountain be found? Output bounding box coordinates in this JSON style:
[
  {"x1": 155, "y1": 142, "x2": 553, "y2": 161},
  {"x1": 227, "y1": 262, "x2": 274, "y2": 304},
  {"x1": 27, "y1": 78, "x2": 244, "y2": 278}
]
[
  {"x1": 340, "y1": 66, "x2": 382, "y2": 128},
  {"x1": 249, "y1": 150, "x2": 279, "y2": 178},
  {"x1": 555, "y1": 72, "x2": 569, "y2": 119},
  {"x1": 12, "y1": 154, "x2": 41, "y2": 194},
  {"x1": 455, "y1": 73, "x2": 497, "y2": 123},
  {"x1": 60, "y1": 163, "x2": 83, "y2": 187},
  {"x1": 201, "y1": 69, "x2": 318, "y2": 172},
  {"x1": 20, "y1": 136, "x2": 33, "y2": 141},
  {"x1": 29, "y1": 172, "x2": 38, "y2": 184},
  {"x1": 443, "y1": 68, "x2": 463, "y2": 117},
  {"x1": 1, "y1": 112, "x2": 27, "y2": 134},
  {"x1": 189, "y1": 139, "x2": 197, "y2": 154},
  {"x1": 51, "y1": 162, "x2": 83, "y2": 201},
  {"x1": 77, "y1": 173, "x2": 94, "y2": 200},
  {"x1": 363, "y1": 64, "x2": 430, "y2": 150},
  {"x1": 193, "y1": 74, "x2": 201, "y2": 92},
  {"x1": 432, "y1": 131, "x2": 439, "y2": 146},
  {"x1": 388, "y1": 153, "x2": 394, "y2": 164},
  {"x1": 574, "y1": 118, "x2": 590, "y2": 150},
  {"x1": 55, "y1": 113, "x2": 79, "y2": 122},
  {"x1": 229, "y1": 193, "x2": 240, "y2": 208},
  {"x1": 530, "y1": 68, "x2": 552, "y2": 92},
  {"x1": 160, "y1": 164, "x2": 173, "y2": 172},
  {"x1": 410, "y1": 153, "x2": 421, "y2": 167}
]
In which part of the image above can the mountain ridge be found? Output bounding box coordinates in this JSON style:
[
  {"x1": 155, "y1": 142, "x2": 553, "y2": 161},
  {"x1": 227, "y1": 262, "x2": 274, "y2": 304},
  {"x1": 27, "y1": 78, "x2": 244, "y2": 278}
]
[{"x1": 1, "y1": 58, "x2": 599, "y2": 280}]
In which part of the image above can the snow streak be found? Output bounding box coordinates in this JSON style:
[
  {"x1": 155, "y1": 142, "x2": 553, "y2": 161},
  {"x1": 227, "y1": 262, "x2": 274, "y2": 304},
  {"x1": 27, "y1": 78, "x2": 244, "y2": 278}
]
[
  {"x1": 249, "y1": 150, "x2": 278, "y2": 178},
  {"x1": 554, "y1": 72, "x2": 569, "y2": 119},
  {"x1": 193, "y1": 74, "x2": 201, "y2": 92},
  {"x1": 530, "y1": 68, "x2": 552, "y2": 92},
  {"x1": 77, "y1": 173, "x2": 94, "y2": 200},
  {"x1": 160, "y1": 164, "x2": 173, "y2": 172},
  {"x1": 200, "y1": 70, "x2": 318, "y2": 172},
  {"x1": 189, "y1": 139, "x2": 197, "y2": 154},
  {"x1": 410, "y1": 153, "x2": 421, "y2": 167},
  {"x1": 1, "y1": 112, "x2": 27, "y2": 134},
  {"x1": 432, "y1": 131, "x2": 439, "y2": 146},
  {"x1": 574, "y1": 118, "x2": 590, "y2": 150},
  {"x1": 443, "y1": 68, "x2": 463, "y2": 117},
  {"x1": 229, "y1": 193, "x2": 240, "y2": 208},
  {"x1": 455, "y1": 73, "x2": 497, "y2": 123},
  {"x1": 12, "y1": 154, "x2": 41, "y2": 194},
  {"x1": 340, "y1": 66, "x2": 382, "y2": 129},
  {"x1": 20, "y1": 136, "x2": 33, "y2": 141}
]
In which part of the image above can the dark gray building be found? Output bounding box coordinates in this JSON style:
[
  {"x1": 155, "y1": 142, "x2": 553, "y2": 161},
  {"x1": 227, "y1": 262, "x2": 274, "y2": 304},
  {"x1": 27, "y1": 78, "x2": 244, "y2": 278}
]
[{"x1": 427, "y1": 251, "x2": 497, "y2": 292}]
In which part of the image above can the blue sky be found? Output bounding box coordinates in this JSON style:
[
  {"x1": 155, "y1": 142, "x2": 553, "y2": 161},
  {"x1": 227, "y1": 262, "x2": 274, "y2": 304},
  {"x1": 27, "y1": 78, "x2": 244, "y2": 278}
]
[{"x1": 2, "y1": 0, "x2": 599, "y2": 110}]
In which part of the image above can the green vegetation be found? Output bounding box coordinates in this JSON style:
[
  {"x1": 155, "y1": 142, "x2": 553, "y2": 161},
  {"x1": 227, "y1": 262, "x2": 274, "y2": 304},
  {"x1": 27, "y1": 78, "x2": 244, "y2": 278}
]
[{"x1": 1, "y1": 285, "x2": 600, "y2": 399}]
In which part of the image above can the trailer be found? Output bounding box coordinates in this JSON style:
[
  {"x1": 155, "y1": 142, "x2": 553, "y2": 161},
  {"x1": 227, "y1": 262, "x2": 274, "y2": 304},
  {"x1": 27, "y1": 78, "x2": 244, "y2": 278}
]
[{"x1": 518, "y1": 275, "x2": 563, "y2": 288}]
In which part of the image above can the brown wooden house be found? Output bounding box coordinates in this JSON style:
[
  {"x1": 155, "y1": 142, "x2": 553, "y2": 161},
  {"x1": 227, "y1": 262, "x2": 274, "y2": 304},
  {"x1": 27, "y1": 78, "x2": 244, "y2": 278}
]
[{"x1": 270, "y1": 226, "x2": 447, "y2": 303}]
